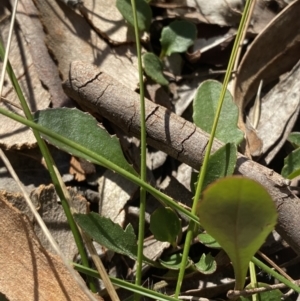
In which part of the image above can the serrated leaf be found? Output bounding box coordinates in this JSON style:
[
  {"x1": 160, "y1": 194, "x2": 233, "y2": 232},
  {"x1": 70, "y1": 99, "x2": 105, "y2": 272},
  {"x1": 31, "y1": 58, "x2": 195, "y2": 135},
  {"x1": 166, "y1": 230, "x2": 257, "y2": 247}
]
[
  {"x1": 160, "y1": 20, "x2": 197, "y2": 57},
  {"x1": 34, "y1": 108, "x2": 137, "y2": 175},
  {"x1": 150, "y1": 207, "x2": 181, "y2": 246},
  {"x1": 281, "y1": 147, "x2": 300, "y2": 179},
  {"x1": 159, "y1": 253, "x2": 192, "y2": 270},
  {"x1": 197, "y1": 176, "x2": 277, "y2": 290},
  {"x1": 193, "y1": 80, "x2": 243, "y2": 145},
  {"x1": 74, "y1": 212, "x2": 138, "y2": 259},
  {"x1": 116, "y1": 0, "x2": 152, "y2": 32},
  {"x1": 194, "y1": 253, "x2": 217, "y2": 274},
  {"x1": 288, "y1": 132, "x2": 300, "y2": 148},
  {"x1": 142, "y1": 52, "x2": 169, "y2": 86},
  {"x1": 198, "y1": 233, "x2": 221, "y2": 249}
]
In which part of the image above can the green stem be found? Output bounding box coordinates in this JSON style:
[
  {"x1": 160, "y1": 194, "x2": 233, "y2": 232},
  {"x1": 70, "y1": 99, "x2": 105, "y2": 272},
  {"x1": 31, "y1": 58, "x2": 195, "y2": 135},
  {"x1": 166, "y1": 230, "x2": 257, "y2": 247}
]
[
  {"x1": 174, "y1": 0, "x2": 254, "y2": 297},
  {"x1": 130, "y1": 1, "x2": 147, "y2": 300},
  {"x1": 249, "y1": 261, "x2": 260, "y2": 301},
  {"x1": 0, "y1": 42, "x2": 96, "y2": 292},
  {"x1": 0, "y1": 105, "x2": 198, "y2": 224},
  {"x1": 251, "y1": 256, "x2": 300, "y2": 294}
]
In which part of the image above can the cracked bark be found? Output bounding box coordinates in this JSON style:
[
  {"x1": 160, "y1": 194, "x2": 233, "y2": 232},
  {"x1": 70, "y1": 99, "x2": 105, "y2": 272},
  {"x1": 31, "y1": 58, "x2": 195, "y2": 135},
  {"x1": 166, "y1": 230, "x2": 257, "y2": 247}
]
[{"x1": 63, "y1": 61, "x2": 300, "y2": 254}]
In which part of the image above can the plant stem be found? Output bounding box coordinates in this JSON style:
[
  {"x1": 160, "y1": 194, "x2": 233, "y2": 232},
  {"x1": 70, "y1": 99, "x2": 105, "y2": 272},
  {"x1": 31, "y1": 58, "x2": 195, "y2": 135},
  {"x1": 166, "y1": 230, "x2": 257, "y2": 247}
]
[
  {"x1": 251, "y1": 256, "x2": 300, "y2": 294},
  {"x1": 0, "y1": 42, "x2": 96, "y2": 292},
  {"x1": 130, "y1": 1, "x2": 147, "y2": 300},
  {"x1": 174, "y1": 0, "x2": 254, "y2": 297},
  {"x1": 249, "y1": 261, "x2": 260, "y2": 301}
]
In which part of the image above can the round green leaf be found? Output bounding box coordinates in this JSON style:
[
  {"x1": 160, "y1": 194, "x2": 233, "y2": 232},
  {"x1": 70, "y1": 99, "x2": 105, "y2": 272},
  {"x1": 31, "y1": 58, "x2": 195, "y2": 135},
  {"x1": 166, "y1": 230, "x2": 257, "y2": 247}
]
[
  {"x1": 150, "y1": 207, "x2": 181, "y2": 246},
  {"x1": 194, "y1": 253, "x2": 217, "y2": 274},
  {"x1": 193, "y1": 80, "x2": 243, "y2": 145},
  {"x1": 197, "y1": 176, "x2": 277, "y2": 290},
  {"x1": 198, "y1": 233, "x2": 221, "y2": 249},
  {"x1": 160, "y1": 20, "x2": 197, "y2": 57},
  {"x1": 142, "y1": 52, "x2": 169, "y2": 86},
  {"x1": 116, "y1": 0, "x2": 152, "y2": 32},
  {"x1": 281, "y1": 147, "x2": 300, "y2": 179}
]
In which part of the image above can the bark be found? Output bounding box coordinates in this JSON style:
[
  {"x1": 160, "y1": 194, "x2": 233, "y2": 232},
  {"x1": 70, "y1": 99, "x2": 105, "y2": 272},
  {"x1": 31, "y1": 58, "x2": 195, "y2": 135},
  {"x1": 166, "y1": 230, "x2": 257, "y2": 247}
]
[{"x1": 63, "y1": 61, "x2": 300, "y2": 254}]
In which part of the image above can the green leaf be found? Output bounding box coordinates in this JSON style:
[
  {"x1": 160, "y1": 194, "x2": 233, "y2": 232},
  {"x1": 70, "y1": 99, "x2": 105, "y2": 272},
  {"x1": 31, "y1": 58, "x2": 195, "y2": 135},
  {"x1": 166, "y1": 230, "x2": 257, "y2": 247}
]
[
  {"x1": 142, "y1": 52, "x2": 169, "y2": 86},
  {"x1": 116, "y1": 0, "x2": 152, "y2": 32},
  {"x1": 240, "y1": 283, "x2": 291, "y2": 301},
  {"x1": 159, "y1": 253, "x2": 192, "y2": 270},
  {"x1": 34, "y1": 108, "x2": 137, "y2": 175},
  {"x1": 160, "y1": 20, "x2": 197, "y2": 58},
  {"x1": 198, "y1": 233, "x2": 221, "y2": 249},
  {"x1": 193, "y1": 80, "x2": 243, "y2": 145},
  {"x1": 194, "y1": 253, "x2": 217, "y2": 274},
  {"x1": 74, "y1": 212, "x2": 138, "y2": 259},
  {"x1": 150, "y1": 207, "x2": 181, "y2": 246},
  {"x1": 288, "y1": 132, "x2": 300, "y2": 148},
  {"x1": 197, "y1": 176, "x2": 277, "y2": 290},
  {"x1": 281, "y1": 147, "x2": 300, "y2": 179}
]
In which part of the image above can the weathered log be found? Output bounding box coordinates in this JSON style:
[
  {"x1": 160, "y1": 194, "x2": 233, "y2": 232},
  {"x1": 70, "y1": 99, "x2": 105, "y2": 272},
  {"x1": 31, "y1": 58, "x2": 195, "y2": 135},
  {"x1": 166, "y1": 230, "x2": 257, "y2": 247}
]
[{"x1": 63, "y1": 61, "x2": 300, "y2": 254}]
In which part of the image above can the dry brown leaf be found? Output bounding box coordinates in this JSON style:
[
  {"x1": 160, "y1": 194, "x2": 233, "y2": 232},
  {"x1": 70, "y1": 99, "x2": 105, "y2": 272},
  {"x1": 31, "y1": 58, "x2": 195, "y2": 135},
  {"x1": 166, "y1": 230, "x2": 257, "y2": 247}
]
[
  {"x1": 30, "y1": 184, "x2": 88, "y2": 260},
  {"x1": 15, "y1": 0, "x2": 70, "y2": 107},
  {"x1": 69, "y1": 156, "x2": 96, "y2": 181},
  {"x1": 79, "y1": 0, "x2": 136, "y2": 44},
  {"x1": 234, "y1": 0, "x2": 300, "y2": 157},
  {"x1": 0, "y1": 8, "x2": 51, "y2": 149},
  {"x1": 34, "y1": 0, "x2": 139, "y2": 91},
  {"x1": 0, "y1": 193, "x2": 100, "y2": 301}
]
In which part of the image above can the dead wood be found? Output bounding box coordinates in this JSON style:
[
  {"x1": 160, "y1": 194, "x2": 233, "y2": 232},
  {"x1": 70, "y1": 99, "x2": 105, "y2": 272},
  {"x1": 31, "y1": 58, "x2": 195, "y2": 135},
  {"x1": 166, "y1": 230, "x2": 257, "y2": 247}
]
[{"x1": 63, "y1": 61, "x2": 300, "y2": 255}]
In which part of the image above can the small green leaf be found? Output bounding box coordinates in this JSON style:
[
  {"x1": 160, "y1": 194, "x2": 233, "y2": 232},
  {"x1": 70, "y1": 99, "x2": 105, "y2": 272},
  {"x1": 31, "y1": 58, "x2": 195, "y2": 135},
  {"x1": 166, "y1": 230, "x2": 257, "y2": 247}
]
[
  {"x1": 191, "y1": 143, "x2": 237, "y2": 193},
  {"x1": 193, "y1": 80, "x2": 243, "y2": 145},
  {"x1": 160, "y1": 20, "x2": 197, "y2": 58},
  {"x1": 116, "y1": 0, "x2": 152, "y2": 32},
  {"x1": 197, "y1": 176, "x2": 277, "y2": 290},
  {"x1": 198, "y1": 233, "x2": 221, "y2": 249},
  {"x1": 74, "y1": 213, "x2": 138, "y2": 259},
  {"x1": 281, "y1": 147, "x2": 300, "y2": 179},
  {"x1": 34, "y1": 108, "x2": 137, "y2": 175},
  {"x1": 288, "y1": 132, "x2": 300, "y2": 148},
  {"x1": 194, "y1": 253, "x2": 217, "y2": 274},
  {"x1": 142, "y1": 52, "x2": 169, "y2": 86},
  {"x1": 150, "y1": 207, "x2": 181, "y2": 246},
  {"x1": 159, "y1": 253, "x2": 192, "y2": 270}
]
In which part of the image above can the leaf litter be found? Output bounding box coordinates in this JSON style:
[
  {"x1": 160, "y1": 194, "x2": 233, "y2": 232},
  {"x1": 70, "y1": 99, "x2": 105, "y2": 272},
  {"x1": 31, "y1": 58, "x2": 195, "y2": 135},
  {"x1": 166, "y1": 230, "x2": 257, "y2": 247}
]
[{"x1": 2, "y1": 0, "x2": 300, "y2": 300}]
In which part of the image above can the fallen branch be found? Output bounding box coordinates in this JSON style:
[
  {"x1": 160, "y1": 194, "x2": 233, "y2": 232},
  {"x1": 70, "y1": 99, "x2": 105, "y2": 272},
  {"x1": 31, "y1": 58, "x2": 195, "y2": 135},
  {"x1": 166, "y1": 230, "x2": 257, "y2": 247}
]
[{"x1": 63, "y1": 61, "x2": 300, "y2": 254}]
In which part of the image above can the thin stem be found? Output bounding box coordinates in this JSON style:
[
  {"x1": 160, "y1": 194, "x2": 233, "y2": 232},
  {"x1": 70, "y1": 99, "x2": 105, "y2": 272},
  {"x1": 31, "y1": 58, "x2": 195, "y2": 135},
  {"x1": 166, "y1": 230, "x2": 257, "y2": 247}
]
[
  {"x1": 251, "y1": 256, "x2": 300, "y2": 294},
  {"x1": 174, "y1": 0, "x2": 254, "y2": 297},
  {"x1": 249, "y1": 261, "x2": 260, "y2": 301},
  {"x1": 0, "y1": 105, "x2": 199, "y2": 224},
  {"x1": 130, "y1": 1, "x2": 147, "y2": 300}
]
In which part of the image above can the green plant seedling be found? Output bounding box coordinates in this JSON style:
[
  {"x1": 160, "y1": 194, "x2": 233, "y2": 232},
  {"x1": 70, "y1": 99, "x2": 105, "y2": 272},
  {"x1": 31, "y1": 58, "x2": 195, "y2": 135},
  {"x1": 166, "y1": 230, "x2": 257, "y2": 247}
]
[
  {"x1": 160, "y1": 20, "x2": 197, "y2": 58},
  {"x1": 194, "y1": 253, "x2": 217, "y2": 275},
  {"x1": 191, "y1": 143, "x2": 237, "y2": 193},
  {"x1": 34, "y1": 108, "x2": 137, "y2": 175},
  {"x1": 281, "y1": 147, "x2": 300, "y2": 179},
  {"x1": 142, "y1": 52, "x2": 169, "y2": 86},
  {"x1": 150, "y1": 207, "x2": 181, "y2": 247},
  {"x1": 116, "y1": 0, "x2": 152, "y2": 32},
  {"x1": 193, "y1": 80, "x2": 243, "y2": 145},
  {"x1": 197, "y1": 176, "x2": 277, "y2": 290}
]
